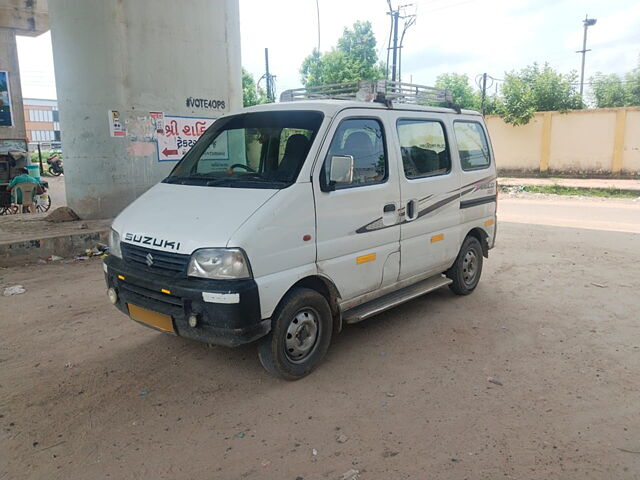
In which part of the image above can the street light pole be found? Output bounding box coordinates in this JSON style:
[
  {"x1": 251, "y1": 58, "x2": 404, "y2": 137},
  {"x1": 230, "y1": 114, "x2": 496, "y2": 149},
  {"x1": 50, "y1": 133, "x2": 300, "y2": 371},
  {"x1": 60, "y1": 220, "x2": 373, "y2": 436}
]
[{"x1": 577, "y1": 14, "x2": 597, "y2": 97}]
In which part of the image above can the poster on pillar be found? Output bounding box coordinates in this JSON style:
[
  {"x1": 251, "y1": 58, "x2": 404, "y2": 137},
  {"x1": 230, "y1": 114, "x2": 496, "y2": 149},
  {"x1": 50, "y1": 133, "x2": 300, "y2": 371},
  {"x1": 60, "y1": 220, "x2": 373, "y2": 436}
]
[
  {"x1": 0, "y1": 71, "x2": 14, "y2": 127},
  {"x1": 156, "y1": 115, "x2": 222, "y2": 162}
]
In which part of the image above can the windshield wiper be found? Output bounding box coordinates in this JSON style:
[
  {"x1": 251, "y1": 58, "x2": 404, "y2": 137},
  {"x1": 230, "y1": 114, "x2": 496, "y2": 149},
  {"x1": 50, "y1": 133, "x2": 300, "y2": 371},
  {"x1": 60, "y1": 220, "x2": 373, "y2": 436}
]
[
  {"x1": 163, "y1": 176, "x2": 192, "y2": 184},
  {"x1": 164, "y1": 174, "x2": 288, "y2": 188}
]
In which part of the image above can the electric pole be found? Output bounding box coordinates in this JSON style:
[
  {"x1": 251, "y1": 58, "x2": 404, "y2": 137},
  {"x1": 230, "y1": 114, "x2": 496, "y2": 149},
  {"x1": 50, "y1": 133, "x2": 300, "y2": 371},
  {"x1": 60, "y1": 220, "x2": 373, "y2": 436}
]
[
  {"x1": 577, "y1": 14, "x2": 597, "y2": 97},
  {"x1": 391, "y1": 10, "x2": 399, "y2": 82},
  {"x1": 315, "y1": 0, "x2": 321, "y2": 52},
  {"x1": 263, "y1": 48, "x2": 275, "y2": 103},
  {"x1": 481, "y1": 72, "x2": 487, "y2": 114},
  {"x1": 387, "y1": 2, "x2": 416, "y2": 83}
]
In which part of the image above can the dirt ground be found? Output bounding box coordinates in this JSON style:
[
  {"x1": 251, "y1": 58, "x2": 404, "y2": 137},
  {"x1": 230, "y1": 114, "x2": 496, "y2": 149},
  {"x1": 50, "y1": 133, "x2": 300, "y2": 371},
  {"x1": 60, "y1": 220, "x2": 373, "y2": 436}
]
[{"x1": 1, "y1": 196, "x2": 639, "y2": 479}]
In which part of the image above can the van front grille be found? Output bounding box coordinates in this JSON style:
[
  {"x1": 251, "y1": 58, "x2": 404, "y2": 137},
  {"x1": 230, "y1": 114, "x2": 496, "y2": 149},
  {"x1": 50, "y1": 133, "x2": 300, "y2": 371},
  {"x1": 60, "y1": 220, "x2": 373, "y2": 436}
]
[{"x1": 121, "y1": 243, "x2": 190, "y2": 275}]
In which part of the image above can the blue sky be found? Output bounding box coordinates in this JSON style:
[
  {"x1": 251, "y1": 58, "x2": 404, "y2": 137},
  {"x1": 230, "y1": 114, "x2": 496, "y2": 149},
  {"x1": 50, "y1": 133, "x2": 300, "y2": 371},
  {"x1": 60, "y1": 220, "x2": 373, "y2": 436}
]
[{"x1": 16, "y1": 0, "x2": 640, "y2": 100}]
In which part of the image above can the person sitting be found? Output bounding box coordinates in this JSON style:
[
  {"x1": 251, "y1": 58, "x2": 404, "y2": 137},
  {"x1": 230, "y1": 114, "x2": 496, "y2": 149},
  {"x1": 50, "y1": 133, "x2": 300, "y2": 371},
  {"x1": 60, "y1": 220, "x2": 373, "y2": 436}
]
[{"x1": 6, "y1": 167, "x2": 40, "y2": 212}]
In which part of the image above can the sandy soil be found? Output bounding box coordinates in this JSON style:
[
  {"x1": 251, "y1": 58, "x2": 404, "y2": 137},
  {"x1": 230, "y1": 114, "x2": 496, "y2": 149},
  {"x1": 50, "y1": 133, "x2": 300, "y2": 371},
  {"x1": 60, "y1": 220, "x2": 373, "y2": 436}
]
[{"x1": 1, "y1": 199, "x2": 639, "y2": 479}]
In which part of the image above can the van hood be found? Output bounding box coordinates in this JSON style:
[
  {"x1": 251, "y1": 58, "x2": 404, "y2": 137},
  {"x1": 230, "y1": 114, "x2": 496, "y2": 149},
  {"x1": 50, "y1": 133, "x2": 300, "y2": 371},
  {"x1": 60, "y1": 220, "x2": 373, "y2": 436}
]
[{"x1": 112, "y1": 183, "x2": 278, "y2": 255}]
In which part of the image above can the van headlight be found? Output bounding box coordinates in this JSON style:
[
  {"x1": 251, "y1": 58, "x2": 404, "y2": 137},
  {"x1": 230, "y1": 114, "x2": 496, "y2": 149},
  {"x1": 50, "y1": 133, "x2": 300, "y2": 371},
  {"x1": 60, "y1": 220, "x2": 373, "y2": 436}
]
[
  {"x1": 187, "y1": 248, "x2": 251, "y2": 280},
  {"x1": 109, "y1": 229, "x2": 122, "y2": 258}
]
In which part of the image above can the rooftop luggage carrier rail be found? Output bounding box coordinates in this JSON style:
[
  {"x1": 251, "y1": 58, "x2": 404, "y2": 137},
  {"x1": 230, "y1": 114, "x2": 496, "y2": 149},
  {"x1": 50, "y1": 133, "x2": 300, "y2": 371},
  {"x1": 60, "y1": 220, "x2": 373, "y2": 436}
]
[{"x1": 280, "y1": 80, "x2": 459, "y2": 111}]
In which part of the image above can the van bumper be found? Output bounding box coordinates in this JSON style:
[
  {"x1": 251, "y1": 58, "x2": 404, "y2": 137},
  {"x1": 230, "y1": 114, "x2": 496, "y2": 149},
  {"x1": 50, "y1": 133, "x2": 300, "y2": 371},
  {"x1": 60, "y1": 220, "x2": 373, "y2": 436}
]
[{"x1": 103, "y1": 255, "x2": 269, "y2": 347}]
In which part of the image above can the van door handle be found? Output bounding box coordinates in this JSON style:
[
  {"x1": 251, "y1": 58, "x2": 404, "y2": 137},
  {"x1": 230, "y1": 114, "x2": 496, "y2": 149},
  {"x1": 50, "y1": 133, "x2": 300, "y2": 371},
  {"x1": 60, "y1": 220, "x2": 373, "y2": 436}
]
[
  {"x1": 406, "y1": 199, "x2": 418, "y2": 221},
  {"x1": 382, "y1": 203, "x2": 397, "y2": 226}
]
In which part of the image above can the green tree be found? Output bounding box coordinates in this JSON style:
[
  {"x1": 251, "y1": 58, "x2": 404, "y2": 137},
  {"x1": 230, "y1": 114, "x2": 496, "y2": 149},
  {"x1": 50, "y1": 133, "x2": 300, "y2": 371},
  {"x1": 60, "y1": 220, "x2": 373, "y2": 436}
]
[
  {"x1": 623, "y1": 59, "x2": 640, "y2": 105},
  {"x1": 589, "y1": 72, "x2": 628, "y2": 107},
  {"x1": 500, "y1": 63, "x2": 583, "y2": 125},
  {"x1": 242, "y1": 68, "x2": 267, "y2": 107},
  {"x1": 300, "y1": 21, "x2": 385, "y2": 87},
  {"x1": 434, "y1": 73, "x2": 480, "y2": 110}
]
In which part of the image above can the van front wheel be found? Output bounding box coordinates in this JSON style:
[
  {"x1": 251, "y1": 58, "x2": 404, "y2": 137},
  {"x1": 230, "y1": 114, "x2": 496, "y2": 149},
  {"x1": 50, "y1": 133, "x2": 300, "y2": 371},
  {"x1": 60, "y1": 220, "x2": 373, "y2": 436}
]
[
  {"x1": 446, "y1": 236, "x2": 483, "y2": 295},
  {"x1": 257, "y1": 288, "x2": 332, "y2": 380}
]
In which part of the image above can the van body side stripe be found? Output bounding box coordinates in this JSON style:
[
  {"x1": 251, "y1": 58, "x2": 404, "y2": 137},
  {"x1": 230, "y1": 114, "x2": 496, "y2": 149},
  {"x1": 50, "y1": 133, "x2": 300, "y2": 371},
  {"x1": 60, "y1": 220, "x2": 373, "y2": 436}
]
[{"x1": 460, "y1": 195, "x2": 497, "y2": 209}]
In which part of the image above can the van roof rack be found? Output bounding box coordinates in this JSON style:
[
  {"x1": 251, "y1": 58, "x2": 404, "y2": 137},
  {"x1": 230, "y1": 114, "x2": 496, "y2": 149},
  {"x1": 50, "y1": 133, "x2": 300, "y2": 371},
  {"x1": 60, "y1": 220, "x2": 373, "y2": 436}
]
[{"x1": 279, "y1": 80, "x2": 457, "y2": 110}]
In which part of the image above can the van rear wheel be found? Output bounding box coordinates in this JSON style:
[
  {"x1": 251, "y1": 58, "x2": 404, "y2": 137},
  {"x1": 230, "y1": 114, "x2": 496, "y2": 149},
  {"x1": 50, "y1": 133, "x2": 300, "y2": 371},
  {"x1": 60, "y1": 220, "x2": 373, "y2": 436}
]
[
  {"x1": 446, "y1": 236, "x2": 483, "y2": 295},
  {"x1": 257, "y1": 288, "x2": 332, "y2": 380}
]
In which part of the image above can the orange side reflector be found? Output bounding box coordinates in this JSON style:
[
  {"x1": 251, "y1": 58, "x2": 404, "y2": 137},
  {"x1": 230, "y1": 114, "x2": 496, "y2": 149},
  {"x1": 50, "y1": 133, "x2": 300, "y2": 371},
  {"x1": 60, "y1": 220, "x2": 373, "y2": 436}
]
[
  {"x1": 117, "y1": 274, "x2": 125, "y2": 280},
  {"x1": 431, "y1": 234, "x2": 445, "y2": 243},
  {"x1": 484, "y1": 219, "x2": 495, "y2": 227},
  {"x1": 161, "y1": 288, "x2": 171, "y2": 295},
  {"x1": 128, "y1": 304, "x2": 174, "y2": 333},
  {"x1": 356, "y1": 253, "x2": 377, "y2": 264}
]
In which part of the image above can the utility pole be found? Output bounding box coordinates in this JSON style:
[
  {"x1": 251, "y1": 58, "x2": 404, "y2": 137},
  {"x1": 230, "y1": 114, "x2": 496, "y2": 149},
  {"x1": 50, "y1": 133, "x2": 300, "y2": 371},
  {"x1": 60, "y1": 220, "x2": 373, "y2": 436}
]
[
  {"x1": 387, "y1": 2, "x2": 416, "y2": 83},
  {"x1": 315, "y1": 0, "x2": 321, "y2": 52},
  {"x1": 481, "y1": 72, "x2": 487, "y2": 114},
  {"x1": 264, "y1": 48, "x2": 275, "y2": 103},
  {"x1": 577, "y1": 14, "x2": 597, "y2": 97},
  {"x1": 391, "y1": 10, "x2": 399, "y2": 82}
]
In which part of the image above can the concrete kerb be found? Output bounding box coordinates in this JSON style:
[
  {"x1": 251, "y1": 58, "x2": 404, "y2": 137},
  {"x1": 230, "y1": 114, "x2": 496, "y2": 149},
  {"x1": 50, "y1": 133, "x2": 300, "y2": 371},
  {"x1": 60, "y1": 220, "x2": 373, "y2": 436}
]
[{"x1": 0, "y1": 220, "x2": 111, "y2": 267}]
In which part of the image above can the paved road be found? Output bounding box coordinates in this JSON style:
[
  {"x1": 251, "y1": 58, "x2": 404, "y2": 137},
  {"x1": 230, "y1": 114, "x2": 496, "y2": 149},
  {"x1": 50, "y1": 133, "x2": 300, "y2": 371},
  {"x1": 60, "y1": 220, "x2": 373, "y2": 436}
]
[
  {"x1": 500, "y1": 194, "x2": 640, "y2": 233},
  {"x1": 1, "y1": 196, "x2": 639, "y2": 480},
  {"x1": 44, "y1": 175, "x2": 66, "y2": 211}
]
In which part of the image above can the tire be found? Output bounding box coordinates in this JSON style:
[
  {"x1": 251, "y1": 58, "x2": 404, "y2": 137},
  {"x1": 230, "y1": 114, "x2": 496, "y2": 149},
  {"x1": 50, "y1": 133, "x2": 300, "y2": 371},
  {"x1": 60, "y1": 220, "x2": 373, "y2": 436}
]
[
  {"x1": 446, "y1": 236, "x2": 483, "y2": 295},
  {"x1": 257, "y1": 288, "x2": 332, "y2": 380},
  {"x1": 48, "y1": 167, "x2": 62, "y2": 176}
]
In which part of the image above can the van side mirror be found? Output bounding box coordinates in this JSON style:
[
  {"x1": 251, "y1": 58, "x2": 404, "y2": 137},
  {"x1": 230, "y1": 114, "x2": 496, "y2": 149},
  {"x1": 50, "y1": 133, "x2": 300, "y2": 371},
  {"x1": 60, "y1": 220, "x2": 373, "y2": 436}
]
[{"x1": 328, "y1": 155, "x2": 354, "y2": 188}]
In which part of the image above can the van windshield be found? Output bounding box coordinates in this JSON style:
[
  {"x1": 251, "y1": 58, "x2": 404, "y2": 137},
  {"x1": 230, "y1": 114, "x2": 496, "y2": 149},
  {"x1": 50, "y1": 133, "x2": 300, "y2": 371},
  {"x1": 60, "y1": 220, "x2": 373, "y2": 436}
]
[{"x1": 164, "y1": 110, "x2": 324, "y2": 189}]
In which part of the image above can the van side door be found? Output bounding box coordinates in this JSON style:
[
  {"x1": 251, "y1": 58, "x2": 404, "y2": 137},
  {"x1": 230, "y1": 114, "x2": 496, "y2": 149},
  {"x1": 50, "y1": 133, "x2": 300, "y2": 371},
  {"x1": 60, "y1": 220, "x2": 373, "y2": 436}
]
[
  {"x1": 312, "y1": 110, "x2": 401, "y2": 301},
  {"x1": 452, "y1": 118, "x2": 497, "y2": 245},
  {"x1": 391, "y1": 113, "x2": 462, "y2": 280}
]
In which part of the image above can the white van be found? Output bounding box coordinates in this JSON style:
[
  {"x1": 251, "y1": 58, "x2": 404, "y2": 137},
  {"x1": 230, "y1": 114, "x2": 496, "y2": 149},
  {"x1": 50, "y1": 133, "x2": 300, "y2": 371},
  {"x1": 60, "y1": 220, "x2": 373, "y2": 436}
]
[{"x1": 104, "y1": 81, "x2": 497, "y2": 379}]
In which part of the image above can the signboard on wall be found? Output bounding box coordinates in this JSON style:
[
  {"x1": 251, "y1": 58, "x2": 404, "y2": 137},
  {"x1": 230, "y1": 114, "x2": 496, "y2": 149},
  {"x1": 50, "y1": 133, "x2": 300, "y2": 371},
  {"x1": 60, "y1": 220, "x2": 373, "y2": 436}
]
[
  {"x1": 0, "y1": 71, "x2": 14, "y2": 127},
  {"x1": 156, "y1": 115, "x2": 221, "y2": 162},
  {"x1": 108, "y1": 110, "x2": 125, "y2": 137}
]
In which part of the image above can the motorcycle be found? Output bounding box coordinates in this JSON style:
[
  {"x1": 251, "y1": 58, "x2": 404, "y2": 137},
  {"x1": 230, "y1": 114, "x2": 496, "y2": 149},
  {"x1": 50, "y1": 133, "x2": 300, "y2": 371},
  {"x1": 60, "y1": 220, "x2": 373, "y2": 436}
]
[{"x1": 47, "y1": 155, "x2": 64, "y2": 176}]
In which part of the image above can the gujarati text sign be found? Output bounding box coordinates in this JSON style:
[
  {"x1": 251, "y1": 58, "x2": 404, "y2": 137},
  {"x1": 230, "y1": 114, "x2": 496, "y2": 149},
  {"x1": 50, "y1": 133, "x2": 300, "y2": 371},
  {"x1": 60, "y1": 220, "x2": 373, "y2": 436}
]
[{"x1": 156, "y1": 115, "x2": 219, "y2": 162}]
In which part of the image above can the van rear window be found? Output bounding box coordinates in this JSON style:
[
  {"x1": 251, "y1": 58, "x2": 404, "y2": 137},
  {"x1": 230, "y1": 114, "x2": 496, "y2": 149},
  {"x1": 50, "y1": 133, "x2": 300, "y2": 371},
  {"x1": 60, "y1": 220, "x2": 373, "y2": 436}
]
[
  {"x1": 453, "y1": 121, "x2": 491, "y2": 170},
  {"x1": 165, "y1": 111, "x2": 324, "y2": 189}
]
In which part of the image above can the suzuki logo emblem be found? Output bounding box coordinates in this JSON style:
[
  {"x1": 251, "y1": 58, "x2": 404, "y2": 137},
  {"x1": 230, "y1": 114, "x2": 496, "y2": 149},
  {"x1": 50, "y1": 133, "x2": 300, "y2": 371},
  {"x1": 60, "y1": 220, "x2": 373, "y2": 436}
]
[{"x1": 145, "y1": 253, "x2": 154, "y2": 267}]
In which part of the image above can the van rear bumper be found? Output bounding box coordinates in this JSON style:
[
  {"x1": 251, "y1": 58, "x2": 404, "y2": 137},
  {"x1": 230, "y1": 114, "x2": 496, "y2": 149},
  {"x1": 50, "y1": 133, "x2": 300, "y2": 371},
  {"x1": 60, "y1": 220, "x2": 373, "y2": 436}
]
[{"x1": 103, "y1": 255, "x2": 269, "y2": 347}]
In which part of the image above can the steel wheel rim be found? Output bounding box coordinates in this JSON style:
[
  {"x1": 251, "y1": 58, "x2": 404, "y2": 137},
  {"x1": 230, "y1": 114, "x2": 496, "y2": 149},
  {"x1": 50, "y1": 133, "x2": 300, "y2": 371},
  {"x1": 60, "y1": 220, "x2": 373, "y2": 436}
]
[
  {"x1": 462, "y1": 249, "x2": 478, "y2": 286},
  {"x1": 284, "y1": 307, "x2": 320, "y2": 363}
]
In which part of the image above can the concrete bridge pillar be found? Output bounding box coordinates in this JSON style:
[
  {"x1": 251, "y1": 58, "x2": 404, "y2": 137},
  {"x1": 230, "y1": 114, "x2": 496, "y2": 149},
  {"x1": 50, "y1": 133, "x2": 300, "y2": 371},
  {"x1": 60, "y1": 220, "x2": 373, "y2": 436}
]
[
  {"x1": 0, "y1": 0, "x2": 49, "y2": 141},
  {"x1": 49, "y1": 0, "x2": 242, "y2": 219}
]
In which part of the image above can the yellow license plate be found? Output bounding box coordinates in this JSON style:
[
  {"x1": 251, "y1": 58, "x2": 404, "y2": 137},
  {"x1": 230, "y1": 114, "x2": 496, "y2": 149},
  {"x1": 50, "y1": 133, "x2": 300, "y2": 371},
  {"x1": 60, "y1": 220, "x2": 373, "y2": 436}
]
[{"x1": 127, "y1": 304, "x2": 174, "y2": 333}]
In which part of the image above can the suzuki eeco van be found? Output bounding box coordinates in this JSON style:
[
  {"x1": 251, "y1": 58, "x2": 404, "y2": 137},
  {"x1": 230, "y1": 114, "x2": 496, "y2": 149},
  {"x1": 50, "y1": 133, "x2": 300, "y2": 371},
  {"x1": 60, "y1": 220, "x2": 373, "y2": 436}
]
[{"x1": 104, "y1": 81, "x2": 497, "y2": 379}]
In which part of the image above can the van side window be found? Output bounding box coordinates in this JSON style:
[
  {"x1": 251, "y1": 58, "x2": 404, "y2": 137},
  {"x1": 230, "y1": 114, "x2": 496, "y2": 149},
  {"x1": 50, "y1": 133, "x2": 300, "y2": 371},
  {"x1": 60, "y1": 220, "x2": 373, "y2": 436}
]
[
  {"x1": 453, "y1": 121, "x2": 491, "y2": 170},
  {"x1": 322, "y1": 118, "x2": 387, "y2": 188},
  {"x1": 397, "y1": 120, "x2": 450, "y2": 179}
]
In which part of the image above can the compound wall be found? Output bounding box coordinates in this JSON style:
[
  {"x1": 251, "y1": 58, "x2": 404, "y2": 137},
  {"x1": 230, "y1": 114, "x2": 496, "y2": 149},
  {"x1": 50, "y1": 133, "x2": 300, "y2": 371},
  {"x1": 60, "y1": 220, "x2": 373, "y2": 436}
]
[{"x1": 485, "y1": 107, "x2": 640, "y2": 176}]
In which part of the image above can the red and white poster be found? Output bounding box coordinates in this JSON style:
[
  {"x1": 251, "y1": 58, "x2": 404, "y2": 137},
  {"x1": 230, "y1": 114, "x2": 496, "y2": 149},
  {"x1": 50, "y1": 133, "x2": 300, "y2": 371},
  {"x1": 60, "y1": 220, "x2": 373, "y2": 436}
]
[{"x1": 156, "y1": 115, "x2": 218, "y2": 162}]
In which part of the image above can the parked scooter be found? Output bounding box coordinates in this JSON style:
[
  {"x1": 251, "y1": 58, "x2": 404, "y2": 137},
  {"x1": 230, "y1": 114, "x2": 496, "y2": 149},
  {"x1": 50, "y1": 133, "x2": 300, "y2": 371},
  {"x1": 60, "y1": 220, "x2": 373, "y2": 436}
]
[{"x1": 47, "y1": 154, "x2": 64, "y2": 176}]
